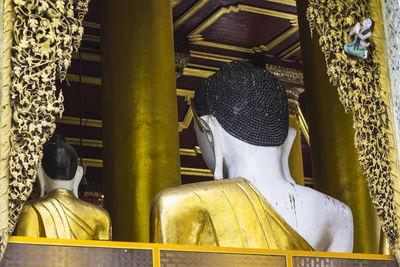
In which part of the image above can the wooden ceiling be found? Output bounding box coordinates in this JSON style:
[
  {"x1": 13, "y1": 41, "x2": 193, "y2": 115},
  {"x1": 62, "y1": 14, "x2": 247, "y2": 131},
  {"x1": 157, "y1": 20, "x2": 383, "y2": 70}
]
[
  {"x1": 173, "y1": 0, "x2": 302, "y2": 68},
  {"x1": 38, "y1": 0, "x2": 310, "y2": 205}
]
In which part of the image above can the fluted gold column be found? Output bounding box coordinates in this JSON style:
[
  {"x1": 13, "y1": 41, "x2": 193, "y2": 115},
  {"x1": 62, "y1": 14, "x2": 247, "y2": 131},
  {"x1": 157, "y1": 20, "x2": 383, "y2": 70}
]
[
  {"x1": 102, "y1": 0, "x2": 180, "y2": 242},
  {"x1": 296, "y1": 0, "x2": 380, "y2": 253}
]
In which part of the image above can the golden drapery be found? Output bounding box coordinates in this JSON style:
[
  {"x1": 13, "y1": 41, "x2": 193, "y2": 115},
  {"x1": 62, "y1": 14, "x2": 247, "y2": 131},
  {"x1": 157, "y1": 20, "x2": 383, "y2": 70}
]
[
  {"x1": 15, "y1": 189, "x2": 111, "y2": 240},
  {"x1": 151, "y1": 178, "x2": 313, "y2": 251},
  {"x1": 307, "y1": 0, "x2": 400, "y2": 257}
]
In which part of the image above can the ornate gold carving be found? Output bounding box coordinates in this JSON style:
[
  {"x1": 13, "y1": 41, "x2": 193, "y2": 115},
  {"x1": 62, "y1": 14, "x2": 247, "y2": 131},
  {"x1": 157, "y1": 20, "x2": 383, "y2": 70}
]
[
  {"x1": 308, "y1": 0, "x2": 398, "y2": 253},
  {"x1": 187, "y1": 4, "x2": 298, "y2": 54},
  {"x1": 174, "y1": 0, "x2": 209, "y2": 29},
  {"x1": 175, "y1": 52, "x2": 190, "y2": 79},
  {"x1": 265, "y1": 64, "x2": 303, "y2": 85},
  {"x1": 8, "y1": 0, "x2": 90, "y2": 239}
]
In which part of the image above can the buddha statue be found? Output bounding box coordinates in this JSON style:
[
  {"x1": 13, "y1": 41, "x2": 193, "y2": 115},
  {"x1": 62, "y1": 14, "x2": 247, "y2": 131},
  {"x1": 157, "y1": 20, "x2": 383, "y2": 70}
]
[
  {"x1": 15, "y1": 135, "x2": 111, "y2": 240},
  {"x1": 151, "y1": 61, "x2": 354, "y2": 252}
]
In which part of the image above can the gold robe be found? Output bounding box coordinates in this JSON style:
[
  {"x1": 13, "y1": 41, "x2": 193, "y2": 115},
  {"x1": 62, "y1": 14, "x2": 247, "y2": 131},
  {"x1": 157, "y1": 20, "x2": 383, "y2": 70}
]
[
  {"x1": 151, "y1": 178, "x2": 313, "y2": 250},
  {"x1": 15, "y1": 189, "x2": 111, "y2": 240}
]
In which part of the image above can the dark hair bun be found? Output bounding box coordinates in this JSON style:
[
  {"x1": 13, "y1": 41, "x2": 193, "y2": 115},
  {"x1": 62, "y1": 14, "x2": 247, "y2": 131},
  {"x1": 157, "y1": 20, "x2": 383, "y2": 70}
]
[{"x1": 42, "y1": 134, "x2": 78, "y2": 180}]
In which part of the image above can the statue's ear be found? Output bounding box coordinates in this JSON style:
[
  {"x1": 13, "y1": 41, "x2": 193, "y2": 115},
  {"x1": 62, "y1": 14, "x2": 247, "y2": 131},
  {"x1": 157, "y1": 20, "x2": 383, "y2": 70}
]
[
  {"x1": 194, "y1": 115, "x2": 224, "y2": 180},
  {"x1": 72, "y1": 166, "x2": 83, "y2": 198},
  {"x1": 281, "y1": 127, "x2": 297, "y2": 184},
  {"x1": 37, "y1": 166, "x2": 46, "y2": 197},
  {"x1": 204, "y1": 116, "x2": 224, "y2": 181}
]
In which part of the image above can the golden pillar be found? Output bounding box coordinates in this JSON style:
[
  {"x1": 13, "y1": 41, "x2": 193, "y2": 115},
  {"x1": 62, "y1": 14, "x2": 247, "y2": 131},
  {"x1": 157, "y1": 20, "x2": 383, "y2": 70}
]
[
  {"x1": 102, "y1": 0, "x2": 180, "y2": 242},
  {"x1": 296, "y1": 0, "x2": 380, "y2": 253}
]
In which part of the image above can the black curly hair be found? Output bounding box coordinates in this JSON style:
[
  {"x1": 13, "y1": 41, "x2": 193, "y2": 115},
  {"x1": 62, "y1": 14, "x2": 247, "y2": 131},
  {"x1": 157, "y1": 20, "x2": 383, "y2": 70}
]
[{"x1": 193, "y1": 61, "x2": 288, "y2": 146}]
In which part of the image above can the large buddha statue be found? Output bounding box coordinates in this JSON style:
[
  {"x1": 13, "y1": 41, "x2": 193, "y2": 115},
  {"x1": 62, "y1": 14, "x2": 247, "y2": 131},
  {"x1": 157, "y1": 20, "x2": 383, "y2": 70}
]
[
  {"x1": 15, "y1": 135, "x2": 111, "y2": 240},
  {"x1": 151, "y1": 61, "x2": 354, "y2": 252}
]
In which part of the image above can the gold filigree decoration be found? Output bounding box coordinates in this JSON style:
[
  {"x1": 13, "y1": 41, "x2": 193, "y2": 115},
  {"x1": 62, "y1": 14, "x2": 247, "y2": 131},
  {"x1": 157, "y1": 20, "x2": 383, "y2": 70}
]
[
  {"x1": 307, "y1": 0, "x2": 398, "y2": 252},
  {"x1": 8, "y1": 0, "x2": 90, "y2": 234}
]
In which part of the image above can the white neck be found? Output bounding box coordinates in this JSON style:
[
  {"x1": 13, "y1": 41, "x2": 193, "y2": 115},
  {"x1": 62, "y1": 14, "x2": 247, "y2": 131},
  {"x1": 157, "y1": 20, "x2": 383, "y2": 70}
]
[
  {"x1": 37, "y1": 166, "x2": 83, "y2": 198},
  {"x1": 223, "y1": 138, "x2": 284, "y2": 183},
  {"x1": 219, "y1": 126, "x2": 296, "y2": 188}
]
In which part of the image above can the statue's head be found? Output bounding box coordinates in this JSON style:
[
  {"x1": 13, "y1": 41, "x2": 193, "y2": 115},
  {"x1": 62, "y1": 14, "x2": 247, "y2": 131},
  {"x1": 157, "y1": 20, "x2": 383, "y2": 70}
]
[
  {"x1": 42, "y1": 134, "x2": 78, "y2": 180},
  {"x1": 38, "y1": 134, "x2": 83, "y2": 197},
  {"x1": 193, "y1": 61, "x2": 289, "y2": 179}
]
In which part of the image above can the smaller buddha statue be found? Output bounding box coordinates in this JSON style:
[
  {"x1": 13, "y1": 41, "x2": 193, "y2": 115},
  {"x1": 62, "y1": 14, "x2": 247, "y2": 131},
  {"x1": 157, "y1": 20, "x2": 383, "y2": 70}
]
[
  {"x1": 344, "y1": 18, "x2": 374, "y2": 59},
  {"x1": 15, "y1": 135, "x2": 111, "y2": 240}
]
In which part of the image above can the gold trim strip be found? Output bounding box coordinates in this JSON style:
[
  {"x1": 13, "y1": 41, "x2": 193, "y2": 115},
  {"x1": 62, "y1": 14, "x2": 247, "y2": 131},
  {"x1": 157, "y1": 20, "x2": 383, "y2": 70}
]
[
  {"x1": 174, "y1": 0, "x2": 210, "y2": 29},
  {"x1": 297, "y1": 106, "x2": 310, "y2": 146},
  {"x1": 82, "y1": 34, "x2": 101, "y2": 43},
  {"x1": 183, "y1": 67, "x2": 214, "y2": 78},
  {"x1": 72, "y1": 52, "x2": 101, "y2": 62},
  {"x1": 171, "y1": 0, "x2": 183, "y2": 8},
  {"x1": 65, "y1": 136, "x2": 202, "y2": 157},
  {"x1": 83, "y1": 21, "x2": 101, "y2": 29},
  {"x1": 56, "y1": 116, "x2": 103, "y2": 128},
  {"x1": 178, "y1": 106, "x2": 194, "y2": 132},
  {"x1": 65, "y1": 157, "x2": 214, "y2": 176},
  {"x1": 278, "y1": 41, "x2": 301, "y2": 59},
  {"x1": 192, "y1": 40, "x2": 255, "y2": 54},
  {"x1": 153, "y1": 247, "x2": 160, "y2": 267},
  {"x1": 66, "y1": 74, "x2": 102, "y2": 85},
  {"x1": 176, "y1": 88, "x2": 195, "y2": 99},
  {"x1": 190, "y1": 50, "x2": 249, "y2": 62},
  {"x1": 266, "y1": 0, "x2": 296, "y2": 6},
  {"x1": 255, "y1": 26, "x2": 299, "y2": 52},
  {"x1": 82, "y1": 158, "x2": 103, "y2": 168},
  {"x1": 180, "y1": 146, "x2": 202, "y2": 156},
  {"x1": 304, "y1": 177, "x2": 314, "y2": 184},
  {"x1": 181, "y1": 167, "x2": 213, "y2": 177},
  {"x1": 65, "y1": 137, "x2": 103, "y2": 148},
  {"x1": 187, "y1": 63, "x2": 220, "y2": 71}
]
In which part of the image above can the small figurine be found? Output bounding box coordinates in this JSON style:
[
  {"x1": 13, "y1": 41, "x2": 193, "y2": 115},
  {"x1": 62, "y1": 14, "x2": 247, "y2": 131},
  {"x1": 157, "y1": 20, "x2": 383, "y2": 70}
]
[{"x1": 344, "y1": 18, "x2": 375, "y2": 59}]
